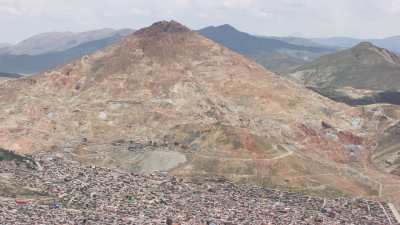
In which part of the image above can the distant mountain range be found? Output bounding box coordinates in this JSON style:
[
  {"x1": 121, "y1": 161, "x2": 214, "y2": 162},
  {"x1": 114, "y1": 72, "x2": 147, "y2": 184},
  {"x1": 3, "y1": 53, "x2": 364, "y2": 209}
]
[
  {"x1": 2, "y1": 24, "x2": 400, "y2": 78},
  {"x1": 0, "y1": 72, "x2": 22, "y2": 79},
  {"x1": 198, "y1": 25, "x2": 336, "y2": 73},
  {"x1": 5, "y1": 28, "x2": 133, "y2": 56},
  {"x1": 0, "y1": 25, "x2": 337, "y2": 75},
  {"x1": 0, "y1": 43, "x2": 11, "y2": 48},
  {"x1": 312, "y1": 36, "x2": 400, "y2": 53},
  {"x1": 0, "y1": 28, "x2": 134, "y2": 74},
  {"x1": 289, "y1": 42, "x2": 400, "y2": 91},
  {"x1": 266, "y1": 36, "x2": 329, "y2": 48}
]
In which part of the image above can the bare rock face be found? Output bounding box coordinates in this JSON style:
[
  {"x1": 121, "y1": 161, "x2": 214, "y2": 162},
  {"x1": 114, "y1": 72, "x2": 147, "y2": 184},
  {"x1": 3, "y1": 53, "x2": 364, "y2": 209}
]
[{"x1": 0, "y1": 21, "x2": 398, "y2": 200}]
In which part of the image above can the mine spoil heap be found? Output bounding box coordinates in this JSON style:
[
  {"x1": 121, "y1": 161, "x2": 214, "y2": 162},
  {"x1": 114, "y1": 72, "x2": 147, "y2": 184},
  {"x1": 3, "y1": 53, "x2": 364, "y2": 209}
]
[{"x1": 0, "y1": 155, "x2": 398, "y2": 225}]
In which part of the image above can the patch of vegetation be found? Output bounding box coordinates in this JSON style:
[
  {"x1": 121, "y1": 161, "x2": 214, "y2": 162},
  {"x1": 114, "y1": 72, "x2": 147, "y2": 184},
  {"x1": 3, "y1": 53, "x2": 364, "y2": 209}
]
[{"x1": 0, "y1": 148, "x2": 37, "y2": 169}]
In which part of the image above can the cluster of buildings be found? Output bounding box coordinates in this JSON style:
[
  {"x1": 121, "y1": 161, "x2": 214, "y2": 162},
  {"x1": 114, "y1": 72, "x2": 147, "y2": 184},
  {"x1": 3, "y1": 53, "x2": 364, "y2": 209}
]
[{"x1": 0, "y1": 154, "x2": 398, "y2": 224}]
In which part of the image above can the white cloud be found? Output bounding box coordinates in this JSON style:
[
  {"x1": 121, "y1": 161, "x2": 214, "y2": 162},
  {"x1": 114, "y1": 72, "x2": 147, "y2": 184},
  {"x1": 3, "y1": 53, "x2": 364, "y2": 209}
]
[
  {"x1": 221, "y1": 0, "x2": 255, "y2": 9},
  {"x1": 388, "y1": 0, "x2": 400, "y2": 13},
  {"x1": 129, "y1": 8, "x2": 151, "y2": 16},
  {"x1": 0, "y1": 5, "x2": 21, "y2": 15}
]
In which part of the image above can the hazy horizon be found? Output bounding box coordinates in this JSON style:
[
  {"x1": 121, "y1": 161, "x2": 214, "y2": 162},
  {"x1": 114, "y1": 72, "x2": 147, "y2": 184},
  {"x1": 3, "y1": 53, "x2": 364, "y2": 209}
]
[{"x1": 1, "y1": 0, "x2": 400, "y2": 43}]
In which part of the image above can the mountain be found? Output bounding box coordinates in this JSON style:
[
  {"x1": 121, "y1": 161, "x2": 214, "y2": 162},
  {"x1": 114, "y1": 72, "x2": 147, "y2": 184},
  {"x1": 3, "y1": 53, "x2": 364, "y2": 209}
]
[
  {"x1": 269, "y1": 36, "x2": 329, "y2": 48},
  {"x1": 0, "y1": 43, "x2": 11, "y2": 55},
  {"x1": 0, "y1": 29, "x2": 134, "y2": 74},
  {"x1": 290, "y1": 42, "x2": 400, "y2": 91},
  {"x1": 311, "y1": 37, "x2": 361, "y2": 48},
  {"x1": 289, "y1": 41, "x2": 400, "y2": 179},
  {"x1": 5, "y1": 28, "x2": 133, "y2": 56},
  {"x1": 198, "y1": 25, "x2": 336, "y2": 73},
  {"x1": 313, "y1": 36, "x2": 400, "y2": 53},
  {"x1": 0, "y1": 43, "x2": 11, "y2": 48},
  {"x1": 0, "y1": 21, "x2": 399, "y2": 202},
  {"x1": 0, "y1": 72, "x2": 22, "y2": 79},
  {"x1": 372, "y1": 36, "x2": 400, "y2": 53},
  {"x1": 0, "y1": 34, "x2": 130, "y2": 74}
]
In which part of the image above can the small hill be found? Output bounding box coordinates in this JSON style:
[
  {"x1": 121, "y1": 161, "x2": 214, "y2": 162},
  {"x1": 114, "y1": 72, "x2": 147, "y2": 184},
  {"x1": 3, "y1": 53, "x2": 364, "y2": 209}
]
[
  {"x1": 290, "y1": 42, "x2": 400, "y2": 90},
  {"x1": 198, "y1": 25, "x2": 335, "y2": 73}
]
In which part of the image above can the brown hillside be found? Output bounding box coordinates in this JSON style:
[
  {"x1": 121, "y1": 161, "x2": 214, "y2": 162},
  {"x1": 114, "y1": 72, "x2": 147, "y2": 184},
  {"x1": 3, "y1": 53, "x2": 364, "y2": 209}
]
[{"x1": 0, "y1": 21, "x2": 399, "y2": 201}]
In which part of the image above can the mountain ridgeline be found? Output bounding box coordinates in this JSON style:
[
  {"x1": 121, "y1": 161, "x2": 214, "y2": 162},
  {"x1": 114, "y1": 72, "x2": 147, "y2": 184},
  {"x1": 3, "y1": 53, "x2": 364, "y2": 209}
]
[
  {"x1": 309, "y1": 87, "x2": 400, "y2": 106},
  {"x1": 198, "y1": 25, "x2": 336, "y2": 73},
  {"x1": 0, "y1": 72, "x2": 22, "y2": 79},
  {"x1": 290, "y1": 42, "x2": 400, "y2": 91},
  {"x1": 0, "y1": 29, "x2": 133, "y2": 74},
  {"x1": 0, "y1": 25, "x2": 336, "y2": 75},
  {"x1": 312, "y1": 36, "x2": 400, "y2": 53}
]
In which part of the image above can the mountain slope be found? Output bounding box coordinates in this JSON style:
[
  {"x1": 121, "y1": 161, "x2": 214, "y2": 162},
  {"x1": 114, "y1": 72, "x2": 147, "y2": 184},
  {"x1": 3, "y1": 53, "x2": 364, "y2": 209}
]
[
  {"x1": 290, "y1": 42, "x2": 400, "y2": 90},
  {"x1": 198, "y1": 25, "x2": 336, "y2": 73},
  {"x1": 0, "y1": 21, "x2": 398, "y2": 200},
  {"x1": 371, "y1": 36, "x2": 400, "y2": 53}
]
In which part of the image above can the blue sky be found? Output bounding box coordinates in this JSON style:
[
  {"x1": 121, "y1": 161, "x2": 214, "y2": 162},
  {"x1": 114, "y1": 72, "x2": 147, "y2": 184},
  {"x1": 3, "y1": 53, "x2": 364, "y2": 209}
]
[{"x1": 1, "y1": 0, "x2": 400, "y2": 43}]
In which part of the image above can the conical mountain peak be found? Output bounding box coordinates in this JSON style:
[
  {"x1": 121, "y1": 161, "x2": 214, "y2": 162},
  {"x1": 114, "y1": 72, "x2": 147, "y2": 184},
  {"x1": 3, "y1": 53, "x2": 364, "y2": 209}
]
[
  {"x1": 354, "y1": 41, "x2": 375, "y2": 48},
  {"x1": 290, "y1": 40, "x2": 400, "y2": 90},
  {"x1": 0, "y1": 21, "x2": 386, "y2": 202},
  {"x1": 352, "y1": 41, "x2": 400, "y2": 65},
  {"x1": 135, "y1": 20, "x2": 191, "y2": 36},
  {"x1": 217, "y1": 24, "x2": 238, "y2": 31}
]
